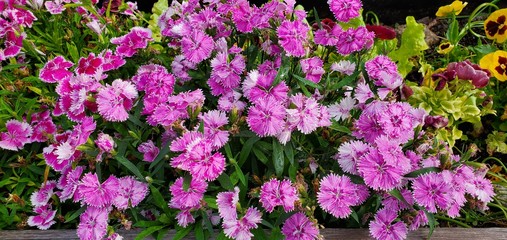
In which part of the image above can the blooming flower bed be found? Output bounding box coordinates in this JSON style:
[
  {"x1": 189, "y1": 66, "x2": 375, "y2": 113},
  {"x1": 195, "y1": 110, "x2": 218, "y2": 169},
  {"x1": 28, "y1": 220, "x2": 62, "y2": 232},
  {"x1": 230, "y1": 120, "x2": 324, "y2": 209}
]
[{"x1": 0, "y1": 0, "x2": 506, "y2": 240}]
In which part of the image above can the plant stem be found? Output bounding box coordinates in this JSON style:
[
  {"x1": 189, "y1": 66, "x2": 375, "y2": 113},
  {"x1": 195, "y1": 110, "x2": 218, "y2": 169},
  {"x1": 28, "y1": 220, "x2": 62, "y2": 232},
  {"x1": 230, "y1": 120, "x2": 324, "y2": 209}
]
[{"x1": 435, "y1": 215, "x2": 472, "y2": 228}]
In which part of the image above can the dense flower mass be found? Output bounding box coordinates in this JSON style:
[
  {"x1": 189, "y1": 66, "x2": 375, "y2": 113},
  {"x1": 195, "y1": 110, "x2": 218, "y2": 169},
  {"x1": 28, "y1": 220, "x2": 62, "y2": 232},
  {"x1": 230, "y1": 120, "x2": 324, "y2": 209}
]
[{"x1": 5, "y1": 1, "x2": 499, "y2": 240}]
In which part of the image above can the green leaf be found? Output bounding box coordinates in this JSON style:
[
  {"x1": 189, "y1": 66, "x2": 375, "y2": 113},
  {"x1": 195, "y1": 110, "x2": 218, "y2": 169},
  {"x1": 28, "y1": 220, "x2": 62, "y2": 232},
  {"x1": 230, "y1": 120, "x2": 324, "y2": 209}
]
[
  {"x1": 329, "y1": 121, "x2": 352, "y2": 134},
  {"x1": 217, "y1": 173, "x2": 234, "y2": 190},
  {"x1": 425, "y1": 210, "x2": 436, "y2": 238},
  {"x1": 194, "y1": 223, "x2": 204, "y2": 240},
  {"x1": 149, "y1": 185, "x2": 171, "y2": 215},
  {"x1": 66, "y1": 42, "x2": 80, "y2": 63},
  {"x1": 251, "y1": 227, "x2": 268, "y2": 240},
  {"x1": 173, "y1": 226, "x2": 193, "y2": 240},
  {"x1": 200, "y1": 210, "x2": 215, "y2": 238},
  {"x1": 252, "y1": 148, "x2": 269, "y2": 165},
  {"x1": 273, "y1": 140, "x2": 285, "y2": 177},
  {"x1": 233, "y1": 163, "x2": 247, "y2": 186},
  {"x1": 284, "y1": 143, "x2": 294, "y2": 166},
  {"x1": 293, "y1": 74, "x2": 322, "y2": 90},
  {"x1": 115, "y1": 155, "x2": 144, "y2": 180},
  {"x1": 65, "y1": 206, "x2": 86, "y2": 223},
  {"x1": 388, "y1": 16, "x2": 429, "y2": 77},
  {"x1": 182, "y1": 174, "x2": 192, "y2": 191},
  {"x1": 238, "y1": 136, "x2": 260, "y2": 167},
  {"x1": 134, "y1": 226, "x2": 165, "y2": 240},
  {"x1": 273, "y1": 56, "x2": 290, "y2": 86},
  {"x1": 446, "y1": 18, "x2": 459, "y2": 44},
  {"x1": 389, "y1": 189, "x2": 411, "y2": 208},
  {"x1": 404, "y1": 167, "x2": 441, "y2": 178}
]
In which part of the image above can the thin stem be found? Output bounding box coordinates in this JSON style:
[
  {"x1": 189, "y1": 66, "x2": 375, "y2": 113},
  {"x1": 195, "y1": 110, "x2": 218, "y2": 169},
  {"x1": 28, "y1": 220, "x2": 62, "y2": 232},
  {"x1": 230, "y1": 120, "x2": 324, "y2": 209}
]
[{"x1": 435, "y1": 215, "x2": 472, "y2": 228}]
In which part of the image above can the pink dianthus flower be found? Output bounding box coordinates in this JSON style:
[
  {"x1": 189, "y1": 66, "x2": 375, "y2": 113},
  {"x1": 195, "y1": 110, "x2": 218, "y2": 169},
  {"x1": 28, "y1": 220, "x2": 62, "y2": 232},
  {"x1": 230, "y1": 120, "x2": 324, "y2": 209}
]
[
  {"x1": 77, "y1": 206, "x2": 109, "y2": 240},
  {"x1": 113, "y1": 176, "x2": 148, "y2": 210},
  {"x1": 282, "y1": 212, "x2": 319, "y2": 240},
  {"x1": 277, "y1": 20, "x2": 309, "y2": 57},
  {"x1": 300, "y1": 57, "x2": 325, "y2": 83},
  {"x1": 96, "y1": 79, "x2": 138, "y2": 122},
  {"x1": 27, "y1": 204, "x2": 56, "y2": 230},
  {"x1": 369, "y1": 208, "x2": 408, "y2": 240},
  {"x1": 181, "y1": 30, "x2": 214, "y2": 64},
  {"x1": 39, "y1": 56, "x2": 74, "y2": 83},
  {"x1": 76, "y1": 173, "x2": 119, "y2": 207},
  {"x1": 260, "y1": 179, "x2": 299, "y2": 213},
  {"x1": 317, "y1": 174, "x2": 369, "y2": 218},
  {"x1": 328, "y1": 0, "x2": 362, "y2": 22},
  {"x1": 0, "y1": 119, "x2": 33, "y2": 151},
  {"x1": 247, "y1": 96, "x2": 286, "y2": 137}
]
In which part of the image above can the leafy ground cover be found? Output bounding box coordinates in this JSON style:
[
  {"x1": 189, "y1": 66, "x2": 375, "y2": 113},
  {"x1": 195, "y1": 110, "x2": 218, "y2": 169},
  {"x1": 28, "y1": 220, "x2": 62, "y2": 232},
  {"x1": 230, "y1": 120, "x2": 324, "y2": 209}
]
[{"x1": 0, "y1": 0, "x2": 506, "y2": 239}]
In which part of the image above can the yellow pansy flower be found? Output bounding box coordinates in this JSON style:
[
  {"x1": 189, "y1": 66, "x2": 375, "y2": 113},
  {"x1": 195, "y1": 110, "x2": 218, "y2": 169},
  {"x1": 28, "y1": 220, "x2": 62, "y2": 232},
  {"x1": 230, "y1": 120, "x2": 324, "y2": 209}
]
[
  {"x1": 484, "y1": 8, "x2": 507, "y2": 43},
  {"x1": 436, "y1": 1, "x2": 468, "y2": 17},
  {"x1": 437, "y1": 41, "x2": 454, "y2": 54},
  {"x1": 479, "y1": 50, "x2": 507, "y2": 81}
]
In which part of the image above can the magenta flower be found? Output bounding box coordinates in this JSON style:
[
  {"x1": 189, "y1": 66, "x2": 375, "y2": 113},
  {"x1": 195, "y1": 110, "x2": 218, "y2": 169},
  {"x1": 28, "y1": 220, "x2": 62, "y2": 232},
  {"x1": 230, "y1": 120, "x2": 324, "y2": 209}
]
[
  {"x1": 223, "y1": 207, "x2": 262, "y2": 240},
  {"x1": 277, "y1": 20, "x2": 309, "y2": 57},
  {"x1": 45, "y1": 0, "x2": 65, "y2": 14},
  {"x1": 171, "y1": 55, "x2": 197, "y2": 83},
  {"x1": 39, "y1": 56, "x2": 74, "y2": 83},
  {"x1": 412, "y1": 173, "x2": 451, "y2": 213},
  {"x1": 132, "y1": 64, "x2": 175, "y2": 97},
  {"x1": 336, "y1": 26, "x2": 374, "y2": 55},
  {"x1": 208, "y1": 52, "x2": 245, "y2": 96},
  {"x1": 328, "y1": 0, "x2": 362, "y2": 22},
  {"x1": 99, "y1": 49, "x2": 125, "y2": 72},
  {"x1": 76, "y1": 173, "x2": 119, "y2": 207},
  {"x1": 181, "y1": 30, "x2": 214, "y2": 64},
  {"x1": 247, "y1": 96, "x2": 286, "y2": 137},
  {"x1": 77, "y1": 206, "x2": 109, "y2": 240},
  {"x1": 365, "y1": 55, "x2": 399, "y2": 82},
  {"x1": 30, "y1": 119, "x2": 57, "y2": 143},
  {"x1": 448, "y1": 60, "x2": 491, "y2": 88},
  {"x1": 169, "y1": 177, "x2": 207, "y2": 209},
  {"x1": 300, "y1": 57, "x2": 325, "y2": 83},
  {"x1": 111, "y1": 27, "x2": 152, "y2": 57},
  {"x1": 180, "y1": 138, "x2": 226, "y2": 181},
  {"x1": 57, "y1": 166, "x2": 84, "y2": 202},
  {"x1": 0, "y1": 119, "x2": 33, "y2": 151},
  {"x1": 96, "y1": 79, "x2": 138, "y2": 122},
  {"x1": 218, "y1": 90, "x2": 247, "y2": 113},
  {"x1": 317, "y1": 174, "x2": 369, "y2": 218},
  {"x1": 260, "y1": 179, "x2": 299, "y2": 213},
  {"x1": 27, "y1": 204, "x2": 56, "y2": 230},
  {"x1": 1, "y1": 31, "x2": 24, "y2": 61},
  {"x1": 113, "y1": 176, "x2": 149, "y2": 210},
  {"x1": 138, "y1": 140, "x2": 160, "y2": 162},
  {"x1": 30, "y1": 180, "x2": 57, "y2": 207},
  {"x1": 282, "y1": 212, "x2": 319, "y2": 240},
  {"x1": 369, "y1": 208, "x2": 408, "y2": 240},
  {"x1": 243, "y1": 70, "x2": 289, "y2": 104},
  {"x1": 76, "y1": 53, "x2": 103, "y2": 76},
  {"x1": 357, "y1": 148, "x2": 405, "y2": 191}
]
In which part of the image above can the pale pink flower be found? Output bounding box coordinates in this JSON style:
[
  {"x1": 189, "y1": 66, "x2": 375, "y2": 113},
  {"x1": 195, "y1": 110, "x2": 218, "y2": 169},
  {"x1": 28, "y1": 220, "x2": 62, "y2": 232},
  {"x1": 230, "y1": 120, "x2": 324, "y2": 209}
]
[
  {"x1": 330, "y1": 60, "x2": 356, "y2": 75},
  {"x1": 77, "y1": 206, "x2": 109, "y2": 240},
  {"x1": 57, "y1": 166, "x2": 85, "y2": 202},
  {"x1": 0, "y1": 119, "x2": 33, "y2": 151},
  {"x1": 328, "y1": 96, "x2": 356, "y2": 121},
  {"x1": 96, "y1": 79, "x2": 138, "y2": 122},
  {"x1": 113, "y1": 176, "x2": 149, "y2": 210},
  {"x1": 223, "y1": 207, "x2": 262, "y2": 240},
  {"x1": 45, "y1": 0, "x2": 65, "y2": 14},
  {"x1": 77, "y1": 173, "x2": 120, "y2": 207},
  {"x1": 217, "y1": 187, "x2": 240, "y2": 220},
  {"x1": 247, "y1": 96, "x2": 286, "y2": 137},
  {"x1": 260, "y1": 179, "x2": 299, "y2": 213}
]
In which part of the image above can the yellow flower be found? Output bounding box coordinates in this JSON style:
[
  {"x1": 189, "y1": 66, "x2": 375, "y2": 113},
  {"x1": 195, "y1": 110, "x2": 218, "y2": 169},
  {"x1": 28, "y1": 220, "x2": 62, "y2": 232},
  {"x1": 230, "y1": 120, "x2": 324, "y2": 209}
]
[
  {"x1": 436, "y1": 1, "x2": 468, "y2": 17},
  {"x1": 437, "y1": 41, "x2": 454, "y2": 54},
  {"x1": 479, "y1": 50, "x2": 507, "y2": 81},
  {"x1": 484, "y1": 8, "x2": 507, "y2": 43}
]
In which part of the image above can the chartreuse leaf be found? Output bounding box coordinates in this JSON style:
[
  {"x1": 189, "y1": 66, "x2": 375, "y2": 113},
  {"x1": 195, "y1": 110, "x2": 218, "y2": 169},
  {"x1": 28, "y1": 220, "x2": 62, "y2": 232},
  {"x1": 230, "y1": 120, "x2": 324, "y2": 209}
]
[
  {"x1": 148, "y1": 0, "x2": 169, "y2": 42},
  {"x1": 388, "y1": 16, "x2": 428, "y2": 77}
]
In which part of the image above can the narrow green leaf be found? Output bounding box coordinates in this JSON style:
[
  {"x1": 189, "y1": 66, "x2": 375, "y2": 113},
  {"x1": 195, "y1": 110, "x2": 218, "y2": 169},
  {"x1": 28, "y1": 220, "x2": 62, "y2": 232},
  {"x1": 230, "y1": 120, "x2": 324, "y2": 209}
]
[
  {"x1": 201, "y1": 210, "x2": 215, "y2": 238},
  {"x1": 217, "y1": 173, "x2": 233, "y2": 190},
  {"x1": 173, "y1": 226, "x2": 193, "y2": 240},
  {"x1": 284, "y1": 142, "x2": 294, "y2": 166},
  {"x1": 149, "y1": 185, "x2": 171, "y2": 215},
  {"x1": 389, "y1": 189, "x2": 411, "y2": 208},
  {"x1": 224, "y1": 143, "x2": 233, "y2": 160},
  {"x1": 251, "y1": 227, "x2": 268, "y2": 240},
  {"x1": 238, "y1": 136, "x2": 260, "y2": 167},
  {"x1": 425, "y1": 210, "x2": 436, "y2": 238},
  {"x1": 182, "y1": 174, "x2": 192, "y2": 191},
  {"x1": 293, "y1": 74, "x2": 322, "y2": 90},
  {"x1": 329, "y1": 121, "x2": 352, "y2": 134},
  {"x1": 149, "y1": 142, "x2": 170, "y2": 170},
  {"x1": 252, "y1": 148, "x2": 269, "y2": 165},
  {"x1": 404, "y1": 167, "x2": 440, "y2": 178},
  {"x1": 194, "y1": 223, "x2": 204, "y2": 240},
  {"x1": 233, "y1": 163, "x2": 247, "y2": 186},
  {"x1": 134, "y1": 225, "x2": 165, "y2": 240},
  {"x1": 273, "y1": 140, "x2": 285, "y2": 177},
  {"x1": 115, "y1": 155, "x2": 144, "y2": 180},
  {"x1": 65, "y1": 206, "x2": 86, "y2": 223}
]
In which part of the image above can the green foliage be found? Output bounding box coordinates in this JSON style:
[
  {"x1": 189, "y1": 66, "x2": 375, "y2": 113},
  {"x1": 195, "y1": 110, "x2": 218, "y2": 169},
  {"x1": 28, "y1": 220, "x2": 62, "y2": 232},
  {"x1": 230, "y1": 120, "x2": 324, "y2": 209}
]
[{"x1": 388, "y1": 16, "x2": 429, "y2": 77}]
